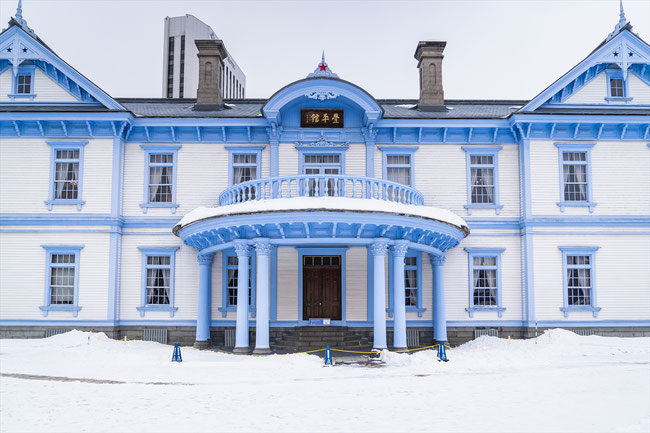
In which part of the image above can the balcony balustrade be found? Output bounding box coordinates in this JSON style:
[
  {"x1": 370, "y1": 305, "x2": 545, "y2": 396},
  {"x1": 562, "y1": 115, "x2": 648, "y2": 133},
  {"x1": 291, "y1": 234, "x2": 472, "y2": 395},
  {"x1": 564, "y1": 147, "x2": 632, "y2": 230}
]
[{"x1": 218, "y1": 175, "x2": 424, "y2": 207}]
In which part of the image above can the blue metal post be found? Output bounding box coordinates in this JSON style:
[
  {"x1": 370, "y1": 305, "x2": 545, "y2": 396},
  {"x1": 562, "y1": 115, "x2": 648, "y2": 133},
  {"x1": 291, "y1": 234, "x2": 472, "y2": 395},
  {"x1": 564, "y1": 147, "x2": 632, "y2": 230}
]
[
  {"x1": 324, "y1": 346, "x2": 333, "y2": 366},
  {"x1": 431, "y1": 254, "x2": 448, "y2": 343}
]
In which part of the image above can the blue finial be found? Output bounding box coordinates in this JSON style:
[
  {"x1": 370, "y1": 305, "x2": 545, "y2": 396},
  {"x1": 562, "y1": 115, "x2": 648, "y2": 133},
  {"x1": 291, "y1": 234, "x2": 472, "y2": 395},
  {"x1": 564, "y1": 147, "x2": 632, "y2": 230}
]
[
  {"x1": 307, "y1": 51, "x2": 339, "y2": 79},
  {"x1": 15, "y1": 0, "x2": 23, "y2": 21},
  {"x1": 618, "y1": 0, "x2": 626, "y2": 27},
  {"x1": 322, "y1": 50, "x2": 325, "y2": 64},
  {"x1": 606, "y1": 0, "x2": 630, "y2": 42}
]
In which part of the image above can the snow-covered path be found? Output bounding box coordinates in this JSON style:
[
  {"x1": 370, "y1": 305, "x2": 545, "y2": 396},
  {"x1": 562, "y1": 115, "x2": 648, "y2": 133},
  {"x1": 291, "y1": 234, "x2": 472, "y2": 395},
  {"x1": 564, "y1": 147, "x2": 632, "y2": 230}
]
[{"x1": 1, "y1": 330, "x2": 648, "y2": 432}]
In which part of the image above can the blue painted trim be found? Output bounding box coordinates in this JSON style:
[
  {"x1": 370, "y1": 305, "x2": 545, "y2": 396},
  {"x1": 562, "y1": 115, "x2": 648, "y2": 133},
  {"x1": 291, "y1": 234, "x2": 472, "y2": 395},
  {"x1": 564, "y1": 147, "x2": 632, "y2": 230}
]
[
  {"x1": 45, "y1": 141, "x2": 88, "y2": 211},
  {"x1": 137, "y1": 247, "x2": 179, "y2": 317},
  {"x1": 139, "y1": 145, "x2": 181, "y2": 213},
  {"x1": 298, "y1": 148, "x2": 347, "y2": 175},
  {"x1": 462, "y1": 146, "x2": 504, "y2": 215},
  {"x1": 296, "y1": 247, "x2": 348, "y2": 323},
  {"x1": 464, "y1": 248, "x2": 506, "y2": 318},
  {"x1": 40, "y1": 245, "x2": 84, "y2": 317},
  {"x1": 378, "y1": 146, "x2": 418, "y2": 186},
  {"x1": 107, "y1": 137, "x2": 124, "y2": 322},
  {"x1": 219, "y1": 248, "x2": 257, "y2": 317},
  {"x1": 226, "y1": 145, "x2": 264, "y2": 186},
  {"x1": 559, "y1": 246, "x2": 601, "y2": 318},
  {"x1": 387, "y1": 249, "x2": 425, "y2": 317},
  {"x1": 555, "y1": 142, "x2": 596, "y2": 212}
]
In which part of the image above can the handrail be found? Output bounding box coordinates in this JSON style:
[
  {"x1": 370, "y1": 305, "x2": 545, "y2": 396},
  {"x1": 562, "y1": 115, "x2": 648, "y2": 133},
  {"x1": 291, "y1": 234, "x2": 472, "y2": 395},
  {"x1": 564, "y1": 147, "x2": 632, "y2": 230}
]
[{"x1": 218, "y1": 174, "x2": 425, "y2": 206}]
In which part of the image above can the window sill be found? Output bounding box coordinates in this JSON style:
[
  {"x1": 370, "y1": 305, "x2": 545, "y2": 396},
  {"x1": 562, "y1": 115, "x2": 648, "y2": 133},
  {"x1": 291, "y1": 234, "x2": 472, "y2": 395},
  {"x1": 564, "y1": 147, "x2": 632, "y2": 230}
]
[
  {"x1": 465, "y1": 307, "x2": 506, "y2": 318},
  {"x1": 560, "y1": 306, "x2": 601, "y2": 318},
  {"x1": 218, "y1": 306, "x2": 256, "y2": 318},
  {"x1": 8, "y1": 93, "x2": 36, "y2": 101},
  {"x1": 40, "y1": 305, "x2": 82, "y2": 317},
  {"x1": 464, "y1": 204, "x2": 504, "y2": 215},
  {"x1": 557, "y1": 201, "x2": 597, "y2": 213},
  {"x1": 140, "y1": 202, "x2": 179, "y2": 214},
  {"x1": 604, "y1": 97, "x2": 633, "y2": 103},
  {"x1": 137, "y1": 305, "x2": 178, "y2": 317},
  {"x1": 386, "y1": 307, "x2": 427, "y2": 318},
  {"x1": 45, "y1": 199, "x2": 85, "y2": 211}
]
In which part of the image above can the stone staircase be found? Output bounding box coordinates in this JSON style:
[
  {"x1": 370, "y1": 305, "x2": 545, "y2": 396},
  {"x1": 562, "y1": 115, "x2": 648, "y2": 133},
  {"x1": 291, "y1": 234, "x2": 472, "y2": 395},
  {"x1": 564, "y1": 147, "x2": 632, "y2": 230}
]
[{"x1": 270, "y1": 326, "x2": 373, "y2": 353}]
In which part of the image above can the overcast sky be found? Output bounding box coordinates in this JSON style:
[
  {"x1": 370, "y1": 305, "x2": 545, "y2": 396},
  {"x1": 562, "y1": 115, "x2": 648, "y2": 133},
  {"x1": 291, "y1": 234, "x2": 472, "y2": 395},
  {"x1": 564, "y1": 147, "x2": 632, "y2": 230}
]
[{"x1": 1, "y1": 0, "x2": 648, "y2": 100}]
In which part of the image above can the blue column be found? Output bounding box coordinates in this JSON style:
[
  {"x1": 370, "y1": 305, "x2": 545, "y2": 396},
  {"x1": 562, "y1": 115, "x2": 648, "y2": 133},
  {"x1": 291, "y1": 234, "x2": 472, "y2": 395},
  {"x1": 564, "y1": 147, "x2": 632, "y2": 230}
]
[
  {"x1": 391, "y1": 241, "x2": 409, "y2": 349},
  {"x1": 430, "y1": 254, "x2": 448, "y2": 343},
  {"x1": 253, "y1": 239, "x2": 272, "y2": 354},
  {"x1": 370, "y1": 239, "x2": 389, "y2": 350},
  {"x1": 195, "y1": 252, "x2": 214, "y2": 347},
  {"x1": 233, "y1": 241, "x2": 251, "y2": 353}
]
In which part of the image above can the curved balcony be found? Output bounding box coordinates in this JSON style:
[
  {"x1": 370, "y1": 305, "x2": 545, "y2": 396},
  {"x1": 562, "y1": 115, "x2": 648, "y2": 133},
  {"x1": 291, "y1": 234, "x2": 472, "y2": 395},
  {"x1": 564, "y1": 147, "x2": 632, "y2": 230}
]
[{"x1": 218, "y1": 175, "x2": 425, "y2": 207}]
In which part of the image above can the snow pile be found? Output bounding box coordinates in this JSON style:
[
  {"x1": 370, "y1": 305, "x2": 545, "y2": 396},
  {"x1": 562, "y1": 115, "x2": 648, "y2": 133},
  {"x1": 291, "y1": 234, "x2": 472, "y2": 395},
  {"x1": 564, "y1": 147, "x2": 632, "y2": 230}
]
[
  {"x1": 1, "y1": 329, "x2": 648, "y2": 433},
  {"x1": 176, "y1": 196, "x2": 469, "y2": 233}
]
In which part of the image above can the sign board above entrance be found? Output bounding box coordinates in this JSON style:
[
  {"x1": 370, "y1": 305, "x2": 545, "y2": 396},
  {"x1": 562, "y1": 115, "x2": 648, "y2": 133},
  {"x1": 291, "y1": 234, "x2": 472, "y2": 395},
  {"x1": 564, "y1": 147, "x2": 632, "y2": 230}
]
[{"x1": 301, "y1": 109, "x2": 344, "y2": 128}]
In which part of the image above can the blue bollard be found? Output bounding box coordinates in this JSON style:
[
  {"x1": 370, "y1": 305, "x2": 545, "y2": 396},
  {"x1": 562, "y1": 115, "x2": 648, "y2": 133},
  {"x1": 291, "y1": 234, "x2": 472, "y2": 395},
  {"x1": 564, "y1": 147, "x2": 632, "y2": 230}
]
[
  {"x1": 324, "y1": 345, "x2": 333, "y2": 366},
  {"x1": 437, "y1": 343, "x2": 448, "y2": 362},
  {"x1": 171, "y1": 343, "x2": 183, "y2": 362}
]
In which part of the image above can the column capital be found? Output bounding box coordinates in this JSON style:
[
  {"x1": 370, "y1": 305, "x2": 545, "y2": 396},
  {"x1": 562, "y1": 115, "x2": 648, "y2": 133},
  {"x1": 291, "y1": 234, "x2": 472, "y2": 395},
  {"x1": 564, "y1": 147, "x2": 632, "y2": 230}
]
[
  {"x1": 390, "y1": 240, "x2": 409, "y2": 257},
  {"x1": 197, "y1": 252, "x2": 215, "y2": 265},
  {"x1": 253, "y1": 239, "x2": 273, "y2": 256},
  {"x1": 430, "y1": 254, "x2": 446, "y2": 266},
  {"x1": 369, "y1": 239, "x2": 390, "y2": 256},
  {"x1": 233, "y1": 240, "x2": 251, "y2": 257}
]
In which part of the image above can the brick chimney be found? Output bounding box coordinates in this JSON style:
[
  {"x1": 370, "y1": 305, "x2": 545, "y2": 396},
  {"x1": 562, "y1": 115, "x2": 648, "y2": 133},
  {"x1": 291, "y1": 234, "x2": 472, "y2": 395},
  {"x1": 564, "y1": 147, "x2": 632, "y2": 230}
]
[
  {"x1": 194, "y1": 39, "x2": 228, "y2": 111},
  {"x1": 414, "y1": 41, "x2": 447, "y2": 111}
]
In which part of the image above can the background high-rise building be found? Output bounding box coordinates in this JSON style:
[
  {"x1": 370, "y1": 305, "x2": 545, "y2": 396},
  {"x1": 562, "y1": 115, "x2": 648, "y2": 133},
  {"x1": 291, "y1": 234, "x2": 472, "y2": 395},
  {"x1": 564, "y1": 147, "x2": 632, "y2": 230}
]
[{"x1": 162, "y1": 14, "x2": 246, "y2": 99}]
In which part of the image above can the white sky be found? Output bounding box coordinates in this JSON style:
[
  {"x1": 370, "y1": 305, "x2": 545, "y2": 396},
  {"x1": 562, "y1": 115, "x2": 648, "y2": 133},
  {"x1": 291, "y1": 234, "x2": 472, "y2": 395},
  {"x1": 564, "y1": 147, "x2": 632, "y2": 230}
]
[{"x1": 1, "y1": 0, "x2": 648, "y2": 100}]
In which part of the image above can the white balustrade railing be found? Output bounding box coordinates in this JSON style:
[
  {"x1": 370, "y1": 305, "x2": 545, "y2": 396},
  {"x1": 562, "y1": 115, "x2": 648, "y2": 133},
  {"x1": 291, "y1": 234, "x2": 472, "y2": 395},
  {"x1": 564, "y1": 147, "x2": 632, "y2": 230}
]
[{"x1": 218, "y1": 175, "x2": 424, "y2": 206}]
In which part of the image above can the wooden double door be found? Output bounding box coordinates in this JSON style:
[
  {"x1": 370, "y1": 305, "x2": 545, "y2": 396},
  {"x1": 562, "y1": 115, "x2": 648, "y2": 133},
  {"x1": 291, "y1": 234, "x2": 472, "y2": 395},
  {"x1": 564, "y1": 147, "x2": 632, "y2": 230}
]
[{"x1": 302, "y1": 255, "x2": 342, "y2": 320}]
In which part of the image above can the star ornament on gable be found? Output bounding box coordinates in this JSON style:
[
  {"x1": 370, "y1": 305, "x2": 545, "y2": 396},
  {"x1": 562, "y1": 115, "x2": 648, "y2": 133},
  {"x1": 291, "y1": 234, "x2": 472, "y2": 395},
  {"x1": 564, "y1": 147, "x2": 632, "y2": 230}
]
[{"x1": 307, "y1": 52, "x2": 339, "y2": 79}]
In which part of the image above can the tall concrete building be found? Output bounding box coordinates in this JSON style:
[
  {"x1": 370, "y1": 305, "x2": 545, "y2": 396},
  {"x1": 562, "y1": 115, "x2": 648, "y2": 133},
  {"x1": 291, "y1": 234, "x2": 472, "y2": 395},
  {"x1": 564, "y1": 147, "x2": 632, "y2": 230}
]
[{"x1": 162, "y1": 14, "x2": 245, "y2": 99}]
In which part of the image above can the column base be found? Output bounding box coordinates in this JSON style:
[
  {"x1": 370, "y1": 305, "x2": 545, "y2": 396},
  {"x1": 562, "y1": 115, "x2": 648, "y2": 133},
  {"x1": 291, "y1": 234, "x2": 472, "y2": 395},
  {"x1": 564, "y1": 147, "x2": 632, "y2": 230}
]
[
  {"x1": 373, "y1": 346, "x2": 387, "y2": 351},
  {"x1": 233, "y1": 346, "x2": 251, "y2": 354},
  {"x1": 393, "y1": 346, "x2": 407, "y2": 351},
  {"x1": 193, "y1": 340, "x2": 211, "y2": 349},
  {"x1": 252, "y1": 347, "x2": 272, "y2": 355}
]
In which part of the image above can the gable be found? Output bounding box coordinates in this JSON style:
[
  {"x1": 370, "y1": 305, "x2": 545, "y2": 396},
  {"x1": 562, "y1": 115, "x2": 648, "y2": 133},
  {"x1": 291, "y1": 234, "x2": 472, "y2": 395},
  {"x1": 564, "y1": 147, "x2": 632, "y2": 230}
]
[
  {"x1": 521, "y1": 27, "x2": 650, "y2": 111},
  {"x1": 0, "y1": 23, "x2": 123, "y2": 109},
  {"x1": 563, "y1": 69, "x2": 650, "y2": 105}
]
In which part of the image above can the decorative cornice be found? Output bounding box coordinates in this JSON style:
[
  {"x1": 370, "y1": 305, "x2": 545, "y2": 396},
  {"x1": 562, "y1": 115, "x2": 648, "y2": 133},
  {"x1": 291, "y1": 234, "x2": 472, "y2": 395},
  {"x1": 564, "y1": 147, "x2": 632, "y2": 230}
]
[
  {"x1": 295, "y1": 136, "x2": 349, "y2": 149},
  {"x1": 306, "y1": 90, "x2": 339, "y2": 101}
]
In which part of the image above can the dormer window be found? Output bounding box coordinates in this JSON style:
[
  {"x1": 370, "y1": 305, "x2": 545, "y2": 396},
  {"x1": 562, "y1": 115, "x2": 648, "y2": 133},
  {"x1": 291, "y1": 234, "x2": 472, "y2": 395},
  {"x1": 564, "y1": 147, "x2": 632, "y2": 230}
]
[
  {"x1": 8, "y1": 63, "x2": 35, "y2": 101},
  {"x1": 605, "y1": 69, "x2": 631, "y2": 102},
  {"x1": 17, "y1": 73, "x2": 31, "y2": 94}
]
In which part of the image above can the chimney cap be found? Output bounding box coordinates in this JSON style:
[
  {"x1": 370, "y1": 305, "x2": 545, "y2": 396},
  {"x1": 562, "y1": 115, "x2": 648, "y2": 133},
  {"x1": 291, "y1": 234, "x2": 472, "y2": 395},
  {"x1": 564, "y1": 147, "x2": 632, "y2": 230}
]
[
  {"x1": 414, "y1": 41, "x2": 447, "y2": 60},
  {"x1": 195, "y1": 39, "x2": 228, "y2": 60}
]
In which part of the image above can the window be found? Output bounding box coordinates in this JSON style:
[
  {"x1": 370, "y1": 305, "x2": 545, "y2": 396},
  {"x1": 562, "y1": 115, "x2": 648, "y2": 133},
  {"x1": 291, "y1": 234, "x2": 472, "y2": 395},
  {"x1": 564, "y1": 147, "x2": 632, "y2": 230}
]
[
  {"x1": 387, "y1": 250, "x2": 426, "y2": 317},
  {"x1": 465, "y1": 248, "x2": 506, "y2": 318},
  {"x1": 219, "y1": 249, "x2": 256, "y2": 317},
  {"x1": 140, "y1": 145, "x2": 181, "y2": 213},
  {"x1": 179, "y1": 35, "x2": 185, "y2": 98},
  {"x1": 555, "y1": 143, "x2": 596, "y2": 212},
  {"x1": 9, "y1": 63, "x2": 35, "y2": 100},
  {"x1": 605, "y1": 69, "x2": 630, "y2": 101},
  {"x1": 167, "y1": 36, "x2": 174, "y2": 98},
  {"x1": 40, "y1": 246, "x2": 83, "y2": 317},
  {"x1": 227, "y1": 146, "x2": 263, "y2": 186},
  {"x1": 45, "y1": 141, "x2": 87, "y2": 210},
  {"x1": 559, "y1": 247, "x2": 601, "y2": 317},
  {"x1": 137, "y1": 247, "x2": 179, "y2": 317},
  {"x1": 462, "y1": 147, "x2": 503, "y2": 214},
  {"x1": 379, "y1": 146, "x2": 418, "y2": 187},
  {"x1": 302, "y1": 153, "x2": 342, "y2": 196}
]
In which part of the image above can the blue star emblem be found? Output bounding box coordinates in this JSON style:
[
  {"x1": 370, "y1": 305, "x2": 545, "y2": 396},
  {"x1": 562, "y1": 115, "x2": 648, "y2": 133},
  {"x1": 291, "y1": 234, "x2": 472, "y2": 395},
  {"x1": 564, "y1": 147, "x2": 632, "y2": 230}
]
[
  {"x1": 613, "y1": 51, "x2": 619, "y2": 57},
  {"x1": 6, "y1": 47, "x2": 11, "y2": 52},
  {"x1": 22, "y1": 47, "x2": 27, "y2": 53}
]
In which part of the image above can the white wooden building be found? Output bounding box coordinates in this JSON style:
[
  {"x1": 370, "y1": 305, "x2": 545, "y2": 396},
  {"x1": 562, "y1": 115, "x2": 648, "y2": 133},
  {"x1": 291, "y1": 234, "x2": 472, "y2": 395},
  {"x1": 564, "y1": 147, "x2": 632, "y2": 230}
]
[{"x1": 0, "y1": 2, "x2": 648, "y2": 352}]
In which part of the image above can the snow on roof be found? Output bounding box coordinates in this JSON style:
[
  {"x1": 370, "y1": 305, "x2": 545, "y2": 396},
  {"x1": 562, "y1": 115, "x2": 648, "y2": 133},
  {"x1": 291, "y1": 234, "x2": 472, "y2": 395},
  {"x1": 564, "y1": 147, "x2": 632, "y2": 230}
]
[{"x1": 176, "y1": 197, "x2": 469, "y2": 234}]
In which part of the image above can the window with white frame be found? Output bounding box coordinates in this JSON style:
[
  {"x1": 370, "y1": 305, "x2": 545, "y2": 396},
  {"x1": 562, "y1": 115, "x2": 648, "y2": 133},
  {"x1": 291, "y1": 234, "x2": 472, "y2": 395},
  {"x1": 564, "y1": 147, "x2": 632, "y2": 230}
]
[
  {"x1": 609, "y1": 77, "x2": 624, "y2": 97},
  {"x1": 227, "y1": 146, "x2": 263, "y2": 202},
  {"x1": 137, "y1": 247, "x2": 178, "y2": 316},
  {"x1": 10, "y1": 63, "x2": 35, "y2": 100},
  {"x1": 606, "y1": 69, "x2": 629, "y2": 100},
  {"x1": 555, "y1": 143, "x2": 595, "y2": 212},
  {"x1": 17, "y1": 73, "x2": 32, "y2": 94},
  {"x1": 462, "y1": 147, "x2": 503, "y2": 214},
  {"x1": 46, "y1": 141, "x2": 87, "y2": 210},
  {"x1": 232, "y1": 154, "x2": 257, "y2": 185},
  {"x1": 140, "y1": 145, "x2": 180, "y2": 213},
  {"x1": 40, "y1": 246, "x2": 83, "y2": 317},
  {"x1": 387, "y1": 250, "x2": 425, "y2": 317},
  {"x1": 386, "y1": 154, "x2": 411, "y2": 186},
  {"x1": 302, "y1": 153, "x2": 342, "y2": 197},
  {"x1": 465, "y1": 248, "x2": 506, "y2": 317},
  {"x1": 219, "y1": 250, "x2": 256, "y2": 316},
  {"x1": 559, "y1": 247, "x2": 600, "y2": 317},
  {"x1": 379, "y1": 147, "x2": 417, "y2": 187}
]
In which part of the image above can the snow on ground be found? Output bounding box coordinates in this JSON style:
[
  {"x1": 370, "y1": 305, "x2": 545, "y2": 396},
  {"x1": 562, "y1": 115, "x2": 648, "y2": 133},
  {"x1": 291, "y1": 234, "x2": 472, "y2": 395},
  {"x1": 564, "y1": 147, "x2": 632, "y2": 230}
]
[{"x1": 0, "y1": 329, "x2": 648, "y2": 433}]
